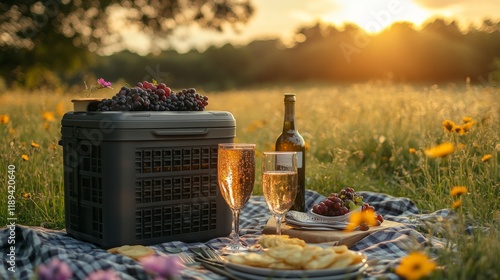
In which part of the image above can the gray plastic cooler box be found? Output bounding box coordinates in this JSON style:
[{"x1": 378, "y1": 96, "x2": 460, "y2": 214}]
[{"x1": 60, "y1": 111, "x2": 235, "y2": 248}]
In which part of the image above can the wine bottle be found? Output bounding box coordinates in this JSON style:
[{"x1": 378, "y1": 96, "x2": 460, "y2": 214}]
[{"x1": 275, "y1": 93, "x2": 306, "y2": 212}]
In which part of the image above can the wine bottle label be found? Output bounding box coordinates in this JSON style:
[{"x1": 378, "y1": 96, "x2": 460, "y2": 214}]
[
  {"x1": 276, "y1": 153, "x2": 295, "y2": 168},
  {"x1": 296, "y1": 152, "x2": 303, "y2": 168}
]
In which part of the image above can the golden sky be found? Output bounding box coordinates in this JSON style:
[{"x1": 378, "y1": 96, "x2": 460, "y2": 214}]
[{"x1": 124, "y1": 0, "x2": 500, "y2": 54}]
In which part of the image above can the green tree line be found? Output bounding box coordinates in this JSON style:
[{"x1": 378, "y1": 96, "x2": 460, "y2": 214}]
[{"x1": 88, "y1": 18, "x2": 500, "y2": 90}]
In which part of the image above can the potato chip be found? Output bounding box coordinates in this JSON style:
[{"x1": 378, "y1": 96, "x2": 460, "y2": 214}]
[
  {"x1": 330, "y1": 245, "x2": 348, "y2": 254},
  {"x1": 243, "y1": 253, "x2": 277, "y2": 267},
  {"x1": 266, "y1": 244, "x2": 303, "y2": 260},
  {"x1": 285, "y1": 245, "x2": 320, "y2": 268},
  {"x1": 258, "y1": 234, "x2": 306, "y2": 248},
  {"x1": 108, "y1": 245, "x2": 154, "y2": 261},
  {"x1": 225, "y1": 254, "x2": 247, "y2": 265},
  {"x1": 303, "y1": 248, "x2": 338, "y2": 269},
  {"x1": 328, "y1": 251, "x2": 355, "y2": 269},
  {"x1": 268, "y1": 262, "x2": 297, "y2": 270}
]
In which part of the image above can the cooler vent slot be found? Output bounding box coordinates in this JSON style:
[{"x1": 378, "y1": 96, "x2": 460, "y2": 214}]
[
  {"x1": 66, "y1": 139, "x2": 104, "y2": 240},
  {"x1": 135, "y1": 201, "x2": 217, "y2": 240},
  {"x1": 135, "y1": 174, "x2": 217, "y2": 204},
  {"x1": 134, "y1": 146, "x2": 218, "y2": 173}
]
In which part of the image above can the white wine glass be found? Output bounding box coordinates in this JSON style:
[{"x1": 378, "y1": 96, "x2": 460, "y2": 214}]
[
  {"x1": 262, "y1": 151, "x2": 298, "y2": 235},
  {"x1": 217, "y1": 143, "x2": 256, "y2": 253}
]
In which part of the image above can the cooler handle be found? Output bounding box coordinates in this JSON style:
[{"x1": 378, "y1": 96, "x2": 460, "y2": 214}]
[{"x1": 153, "y1": 128, "x2": 209, "y2": 136}]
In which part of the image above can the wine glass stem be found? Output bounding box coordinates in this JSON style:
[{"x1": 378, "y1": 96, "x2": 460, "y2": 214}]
[
  {"x1": 232, "y1": 208, "x2": 242, "y2": 245},
  {"x1": 275, "y1": 214, "x2": 283, "y2": 235}
]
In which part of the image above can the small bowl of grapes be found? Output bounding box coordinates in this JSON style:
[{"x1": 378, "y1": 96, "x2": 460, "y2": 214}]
[{"x1": 310, "y1": 187, "x2": 365, "y2": 222}]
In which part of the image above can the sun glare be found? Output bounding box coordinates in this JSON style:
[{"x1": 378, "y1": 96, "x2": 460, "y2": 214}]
[{"x1": 322, "y1": 0, "x2": 431, "y2": 33}]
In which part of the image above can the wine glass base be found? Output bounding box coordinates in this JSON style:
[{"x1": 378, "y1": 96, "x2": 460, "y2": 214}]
[{"x1": 221, "y1": 243, "x2": 248, "y2": 254}]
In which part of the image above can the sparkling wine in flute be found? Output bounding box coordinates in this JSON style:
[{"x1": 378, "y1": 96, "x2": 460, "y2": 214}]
[
  {"x1": 262, "y1": 151, "x2": 298, "y2": 235},
  {"x1": 262, "y1": 171, "x2": 298, "y2": 215},
  {"x1": 217, "y1": 143, "x2": 255, "y2": 253},
  {"x1": 218, "y1": 148, "x2": 255, "y2": 210}
]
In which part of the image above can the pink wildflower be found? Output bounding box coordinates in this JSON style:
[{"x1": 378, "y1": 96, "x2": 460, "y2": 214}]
[
  {"x1": 85, "y1": 270, "x2": 120, "y2": 280},
  {"x1": 140, "y1": 255, "x2": 182, "y2": 280},
  {"x1": 97, "y1": 78, "x2": 112, "y2": 88}
]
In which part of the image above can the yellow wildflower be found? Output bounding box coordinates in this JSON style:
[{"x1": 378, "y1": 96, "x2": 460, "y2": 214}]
[
  {"x1": 409, "y1": 148, "x2": 416, "y2": 154},
  {"x1": 42, "y1": 111, "x2": 56, "y2": 122},
  {"x1": 443, "y1": 117, "x2": 475, "y2": 135},
  {"x1": 453, "y1": 125, "x2": 465, "y2": 135},
  {"x1": 424, "y1": 142, "x2": 454, "y2": 158},
  {"x1": 0, "y1": 114, "x2": 9, "y2": 124},
  {"x1": 452, "y1": 199, "x2": 463, "y2": 209},
  {"x1": 462, "y1": 116, "x2": 474, "y2": 124},
  {"x1": 395, "y1": 251, "x2": 436, "y2": 280},
  {"x1": 481, "y1": 154, "x2": 492, "y2": 162},
  {"x1": 31, "y1": 141, "x2": 40, "y2": 148},
  {"x1": 22, "y1": 154, "x2": 29, "y2": 161},
  {"x1": 345, "y1": 209, "x2": 378, "y2": 232},
  {"x1": 450, "y1": 186, "x2": 467, "y2": 197},
  {"x1": 442, "y1": 120, "x2": 455, "y2": 132},
  {"x1": 461, "y1": 122, "x2": 474, "y2": 133},
  {"x1": 22, "y1": 192, "x2": 32, "y2": 199}
]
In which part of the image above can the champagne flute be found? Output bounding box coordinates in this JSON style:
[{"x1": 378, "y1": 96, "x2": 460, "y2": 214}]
[
  {"x1": 217, "y1": 143, "x2": 256, "y2": 253},
  {"x1": 262, "y1": 151, "x2": 298, "y2": 235}
]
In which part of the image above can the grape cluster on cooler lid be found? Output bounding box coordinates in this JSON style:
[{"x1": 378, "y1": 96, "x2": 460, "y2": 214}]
[{"x1": 96, "y1": 81, "x2": 209, "y2": 111}]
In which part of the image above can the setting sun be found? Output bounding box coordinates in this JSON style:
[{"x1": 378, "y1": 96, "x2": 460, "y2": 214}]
[{"x1": 321, "y1": 0, "x2": 431, "y2": 33}]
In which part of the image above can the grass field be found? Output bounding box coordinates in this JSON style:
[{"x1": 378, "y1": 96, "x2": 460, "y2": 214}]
[{"x1": 1, "y1": 82, "x2": 499, "y2": 279}]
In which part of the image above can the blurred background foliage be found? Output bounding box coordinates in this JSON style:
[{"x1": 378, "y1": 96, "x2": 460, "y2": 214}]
[
  {"x1": 1, "y1": 1, "x2": 500, "y2": 91},
  {"x1": 94, "y1": 20, "x2": 500, "y2": 90},
  {"x1": 0, "y1": 0, "x2": 254, "y2": 89}
]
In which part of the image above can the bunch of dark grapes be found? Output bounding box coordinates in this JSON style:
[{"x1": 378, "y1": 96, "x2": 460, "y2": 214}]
[
  {"x1": 96, "y1": 81, "x2": 209, "y2": 112},
  {"x1": 312, "y1": 187, "x2": 363, "y2": 217},
  {"x1": 359, "y1": 202, "x2": 385, "y2": 230},
  {"x1": 312, "y1": 187, "x2": 385, "y2": 231}
]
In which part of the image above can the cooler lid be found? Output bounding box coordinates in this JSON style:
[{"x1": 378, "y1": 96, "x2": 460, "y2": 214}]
[{"x1": 61, "y1": 111, "x2": 235, "y2": 129}]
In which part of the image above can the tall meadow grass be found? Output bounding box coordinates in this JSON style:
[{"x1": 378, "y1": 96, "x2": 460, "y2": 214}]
[{"x1": 0, "y1": 82, "x2": 499, "y2": 278}]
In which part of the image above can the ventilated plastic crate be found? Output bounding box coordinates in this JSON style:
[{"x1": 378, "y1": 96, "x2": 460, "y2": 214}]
[{"x1": 60, "y1": 111, "x2": 235, "y2": 248}]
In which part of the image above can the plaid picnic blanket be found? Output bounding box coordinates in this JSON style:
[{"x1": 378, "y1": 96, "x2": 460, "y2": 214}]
[{"x1": 0, "y1": 190, "x2": 452, "y2": 280}]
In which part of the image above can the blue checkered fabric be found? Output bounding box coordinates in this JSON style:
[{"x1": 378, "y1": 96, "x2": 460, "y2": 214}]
[{"x1": 0, "y1": 190, "x2": 452, "y2": 279}]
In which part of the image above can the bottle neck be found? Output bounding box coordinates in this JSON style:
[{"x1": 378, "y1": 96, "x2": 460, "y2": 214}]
[{"x1": 283, "y1": 101, "x2": 296, "y2": 131}]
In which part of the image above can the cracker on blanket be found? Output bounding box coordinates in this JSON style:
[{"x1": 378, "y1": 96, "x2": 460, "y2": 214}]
[{"x1": 107, "y1": 245, "x2": 154, "y2": 261}]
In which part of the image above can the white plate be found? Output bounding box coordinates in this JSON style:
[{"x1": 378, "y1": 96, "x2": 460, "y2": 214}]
[
  {"x1": 225, "y1": 251, "x2": 367, "y2": 278},
  {"x1": 226, "y1": 264, "x2": 368, "y2": 280},
  {"x1": 309, "y1": 206, "x2": 362, "y2": 222}
]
